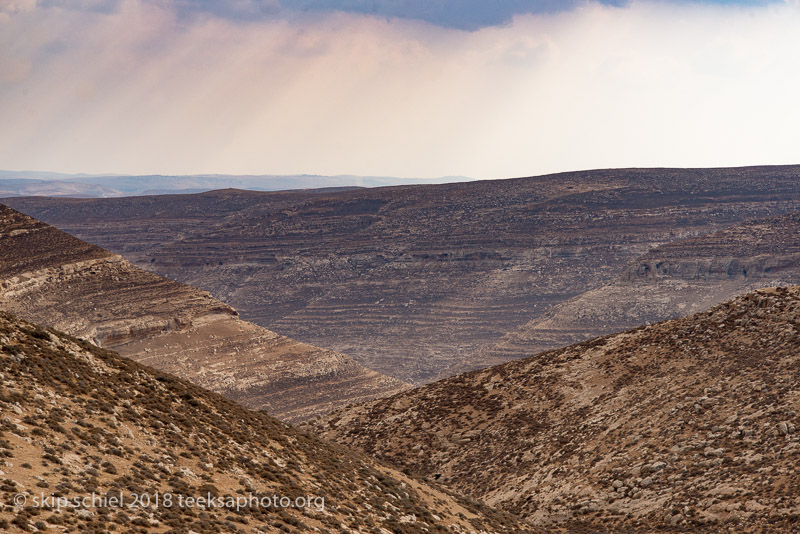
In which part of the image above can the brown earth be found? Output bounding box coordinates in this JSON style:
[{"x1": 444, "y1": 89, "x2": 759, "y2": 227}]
[
  {"x1": 7, "y1": 165, "x2": 800, "y2": 384},
  {"x1": 0, "y1": 312, "x2": 532, "y2": 533},
  {"x1": 312, "y1": 286, "x2": 800, "y2": 532},
  {"x1": 0, "y1": 205, "x2": 408, "y2": 422}
]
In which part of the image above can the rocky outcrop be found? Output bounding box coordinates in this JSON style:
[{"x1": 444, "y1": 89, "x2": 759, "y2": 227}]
[
  {"x1": 624, "y1": 255, "x2": 800, "y2": 281},
  {"x1": 0, "y1": 205, "x2": 408, "y2": 421},
  {"x1": 478, "y1": 212, "x2": 800, "y2": 367},
  {"x1": 8, "y1": 165, "x2": 800, "y2": 384},
  {"x1": 0, "y1": 312, "x2": 529, "y2": 533},
  {"x1": 625, "y1": 213, "x2": 800, "y2": 281},
  {"x1": 313, "y1": 286, "x2": 800, "y2": 532}
]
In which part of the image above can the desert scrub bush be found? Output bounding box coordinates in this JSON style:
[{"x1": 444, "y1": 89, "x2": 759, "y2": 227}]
[
  {"x1": 197, "y1": 483, "x2": 220, "y2": 496},
  {"x1": 101, "y1": 461, "x2": 118, "y2": 475},
  {"x1": 19, "y1": 326, "x2": 51, "y2": 341},
  {"x1": 10, "y1": 515, "x2": 30, "y2": 531},
  {"x1": 42, "y1": 453, "x2": 62, "y2": 465},
  {"x1": 1, "y1": 344, "x2": 23, "y2": 355}
]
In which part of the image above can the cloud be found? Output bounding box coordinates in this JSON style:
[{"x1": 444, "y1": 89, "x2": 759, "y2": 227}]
[
  {"x1": 278, "y1": 0, "x2": 629, "y2": 30},
  {"x1": 1, "y1": 0, "x2": 799, "y2": 179},
  {"x1": 179, "y1": 0, "x2": 783, "y2": 30},
  {"x1": 172, "y1": 0, "x2": 281, "y2": 20}
]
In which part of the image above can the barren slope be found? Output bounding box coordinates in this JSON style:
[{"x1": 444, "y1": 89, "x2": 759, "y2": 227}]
[
  {"x1": 0, "y1": 205, "x2": 407, "y2": 421},
  {"x1": 7, "y1": 165, "x2": 800, "y2": 383},
  {"x1": 0, "y1": 312, "x2": 529, "y2": 533},
  {"x1": 314, "y1": 286, "x2": 800, "y2": 532},
  {"x1": 479, "y1": 212, "x2": 800, "y2": 367}
]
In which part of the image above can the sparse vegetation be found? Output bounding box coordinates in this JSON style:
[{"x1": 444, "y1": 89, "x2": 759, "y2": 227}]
[
  {"x1": 315, "y1": 287, "x2": 800, "y2": 533},
  {"x1": 0, "y1": 311, "x2": 530, "y2": 533}
]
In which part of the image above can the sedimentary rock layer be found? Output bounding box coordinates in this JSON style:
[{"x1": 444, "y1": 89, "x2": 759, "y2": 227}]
[
  {"x1": 480, "y1": 212, "x2": 800, "y2": 366},
  {"x1": 7, "y1": 165, "x2": 800, "y2": 383},
  {"x1": 0, "y1": 205, "x2": 407, "y2": 421}
]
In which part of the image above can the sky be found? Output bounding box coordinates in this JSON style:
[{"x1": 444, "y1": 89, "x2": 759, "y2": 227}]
[{"x1": 1, "y1": 0, "x2": 799, "y2": 180}]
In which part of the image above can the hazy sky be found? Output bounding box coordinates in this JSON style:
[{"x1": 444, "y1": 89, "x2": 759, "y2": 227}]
[{"x1": 1, "y1": 0, "x2": 798, "y2": 180}]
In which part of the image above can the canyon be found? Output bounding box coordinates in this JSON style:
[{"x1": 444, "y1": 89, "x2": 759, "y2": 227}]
[
  {"x1": 0, "y1": 205, "x2": 407, "y2": 422},
  {"x1": 8, "y1": 165, "x2": 800, "y2": 384}
]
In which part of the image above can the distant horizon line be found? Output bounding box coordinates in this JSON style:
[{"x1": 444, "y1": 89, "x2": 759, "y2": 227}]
[
  {"x1": 4, "y1": 162, "x2": 800, "y2": 182},
  {"x1": 0, "y1": 170, "x2": 475, "y2": 181}
]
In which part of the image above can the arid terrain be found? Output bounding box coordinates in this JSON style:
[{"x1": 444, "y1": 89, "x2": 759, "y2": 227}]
[
  {"x1": 3, "y1": 167, "x2": 800, "y2": 533},
  {"x1": 476, "y1": 211, "x2": 800, "y2": 368},
  {"x1": 0, "y1": 312, "x2": 531, "y2": 533},
  {"x1": 0, "y1": 205, "x2": 407, "y2": 421},
  {"x1": 8, "y1": 165, "x2": 800, "y2": 383},
  {"x1": 7, "y1": 0, "x2": 798, "y2": 531},
  {"x1": 313, "y1": 286, "x2": 800, "y2": 532}
]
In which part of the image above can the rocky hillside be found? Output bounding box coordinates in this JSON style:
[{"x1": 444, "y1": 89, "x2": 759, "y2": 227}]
[
  {"x1": 0, "y1": 312, "x2": 530, "y2": 533},
  {"x1": 479, "y1": 212, "x2": 800, "y2": 368},
  {"x1": 0, "y1": 205, "x2": 407, "y2": 421},
  {"x1": 313, "y1": 286, "x2": 800, "y2": 532},
  {"x1": 7, "y1": 165, "x2": 800, "y2": 383}
]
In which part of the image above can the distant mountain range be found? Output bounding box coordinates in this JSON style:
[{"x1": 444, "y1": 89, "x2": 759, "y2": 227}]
[{"x1": 0, "y1": 170, "x2": 470, "y2": 197}]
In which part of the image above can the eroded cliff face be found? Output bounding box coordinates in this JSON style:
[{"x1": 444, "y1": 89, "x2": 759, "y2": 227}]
[
  {"x1": 0, "y1": 205, "x2": 408, "y2": 421},
  {"x1": 478, "y1": 212, "x2": 800, "y2": 367},
  {"x1": 625, "y1": 214, "x2": 800, "y2": 282},
  {"x1": 313, "y1": 287, "x2": 800, "y2": 533},
  {"x1": 8, "y1": 165, "x2": 800, "y2": 383}
]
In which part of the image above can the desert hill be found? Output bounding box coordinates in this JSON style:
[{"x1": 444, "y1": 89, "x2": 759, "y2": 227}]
[
  {"x1": 0, "y1": 205, "x2": 407, "y2": 421},
  {"x1": 477, "y1": 211, "x2": 800, "y2": 368},
  {"x1": 0, "y1": 170, "x2": 461, "y2": 197},
  {"x1": 313, "y1": 286, "x2": 800, "y2": 532},
  {"x1": 7, "y1": 165, "x2": 800, "y2": 383},
  {"x1": 0, "y1": 312, "x2": 529, "y2": 533}
]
